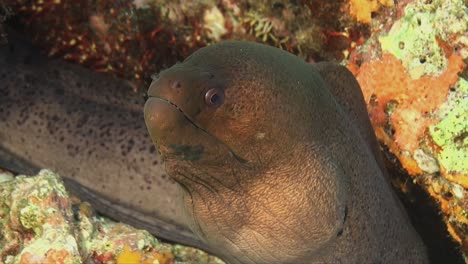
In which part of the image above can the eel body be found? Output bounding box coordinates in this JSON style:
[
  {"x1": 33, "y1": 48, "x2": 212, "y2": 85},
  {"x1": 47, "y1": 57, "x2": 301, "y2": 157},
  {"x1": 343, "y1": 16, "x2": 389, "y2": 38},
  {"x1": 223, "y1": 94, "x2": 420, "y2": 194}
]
[
  {"x1": 0, "y1": 37, "x2": 208, "y2": 250},
  {"x1": 144, "y1": 41, "x2": 429, "y2": 263}
]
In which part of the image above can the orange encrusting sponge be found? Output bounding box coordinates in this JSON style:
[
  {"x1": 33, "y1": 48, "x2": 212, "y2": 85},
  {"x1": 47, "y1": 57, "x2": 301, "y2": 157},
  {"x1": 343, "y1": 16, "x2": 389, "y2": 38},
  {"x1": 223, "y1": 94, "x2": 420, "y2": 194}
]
[
  {"x1": 353, "y1": 52, "x2": 464, "y2": 153},
  {"x1": 349, "y1": 0, "x2": 394, "y2": 24},
  {"x1": 116, "y1": 245, "x2": 175, "y2": 264}
]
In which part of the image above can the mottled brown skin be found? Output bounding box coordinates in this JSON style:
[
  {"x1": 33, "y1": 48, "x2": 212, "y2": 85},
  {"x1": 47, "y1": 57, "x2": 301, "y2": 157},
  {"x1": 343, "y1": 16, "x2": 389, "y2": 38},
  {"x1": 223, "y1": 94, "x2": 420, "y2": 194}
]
[
  {"x1": 144, "y1": 41, "x2": 429, "y2": 263},
  {"x1": 0, "y1": 36, "x2": 206, "y2": 250}
]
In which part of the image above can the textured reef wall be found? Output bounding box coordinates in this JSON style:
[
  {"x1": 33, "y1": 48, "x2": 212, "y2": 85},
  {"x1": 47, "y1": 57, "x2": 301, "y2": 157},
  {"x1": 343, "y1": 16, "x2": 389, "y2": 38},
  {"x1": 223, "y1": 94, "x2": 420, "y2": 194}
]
[
  {"x1": 0, "y1": 169, "x2": 223, "y2": 264},
  {"x1": 6, "y1": 0, "x2": 396, "y2": 88},
  {"x1": 348, "y1": 0, "x2": 467, "y2": 256},
  {"x1": 1, "y1": 0, "x2": 467, "y2": 262}
]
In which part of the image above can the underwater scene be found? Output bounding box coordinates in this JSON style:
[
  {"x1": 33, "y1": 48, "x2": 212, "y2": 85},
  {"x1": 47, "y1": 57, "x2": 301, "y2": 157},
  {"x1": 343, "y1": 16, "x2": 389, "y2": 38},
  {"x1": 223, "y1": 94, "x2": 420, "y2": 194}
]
[{"x1": 0, "y1": 0, "x2": 466, "y2": 263}]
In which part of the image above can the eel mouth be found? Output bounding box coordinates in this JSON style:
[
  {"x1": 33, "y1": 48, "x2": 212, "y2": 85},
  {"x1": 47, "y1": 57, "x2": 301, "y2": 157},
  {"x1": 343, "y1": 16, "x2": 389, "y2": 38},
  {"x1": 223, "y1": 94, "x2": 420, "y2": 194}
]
[
  {"x1": 144, "y1": 96, "x2": 248, "y2": 164},
  {"x1": 147, "y1": 96, "x2": 210, "y2": 136}
]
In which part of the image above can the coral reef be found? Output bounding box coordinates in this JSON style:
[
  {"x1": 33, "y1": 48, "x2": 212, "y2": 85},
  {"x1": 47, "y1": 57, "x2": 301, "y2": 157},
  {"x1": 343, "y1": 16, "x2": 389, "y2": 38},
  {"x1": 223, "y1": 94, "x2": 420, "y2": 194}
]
[
  {"x1": 5, "y1": 0, "x2": 394, "y2": 88},
  {"x1": 348, "y1": 0, "x2": 467, "y2": 258},
  {"x1": 0, "y1": 169, "x2": 223, "y2": 264},
  {"x1": 9, "y1": 0, "x2": 210, "y2": 89}
]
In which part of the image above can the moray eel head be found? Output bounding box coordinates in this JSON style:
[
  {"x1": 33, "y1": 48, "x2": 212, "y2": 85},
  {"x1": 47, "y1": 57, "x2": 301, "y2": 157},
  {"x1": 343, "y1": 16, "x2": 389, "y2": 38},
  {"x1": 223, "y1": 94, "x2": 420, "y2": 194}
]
[
  {"x1": 143, "y1": 56, "x2": 250, "y2": 192},
  {"x1": 144, "y1": 42, "x2": 325, "y2": 183},
  {"x1": 143, "y1": 60, "x2": 242, "y2": 183}
]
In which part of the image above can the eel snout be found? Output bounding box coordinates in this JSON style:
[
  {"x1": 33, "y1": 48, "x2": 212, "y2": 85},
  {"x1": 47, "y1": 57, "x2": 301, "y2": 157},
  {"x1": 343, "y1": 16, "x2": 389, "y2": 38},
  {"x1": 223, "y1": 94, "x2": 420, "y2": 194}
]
[{"x1": 144, "y1": 97, "x2": 187, "y2": 146}]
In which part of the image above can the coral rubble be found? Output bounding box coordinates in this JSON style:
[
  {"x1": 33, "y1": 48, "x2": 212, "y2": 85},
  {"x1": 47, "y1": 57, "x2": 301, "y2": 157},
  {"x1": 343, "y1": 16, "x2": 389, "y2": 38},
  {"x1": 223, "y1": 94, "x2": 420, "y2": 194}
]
[{"x1": 0, "y1": 170, "x2": 223, "y2": 264}]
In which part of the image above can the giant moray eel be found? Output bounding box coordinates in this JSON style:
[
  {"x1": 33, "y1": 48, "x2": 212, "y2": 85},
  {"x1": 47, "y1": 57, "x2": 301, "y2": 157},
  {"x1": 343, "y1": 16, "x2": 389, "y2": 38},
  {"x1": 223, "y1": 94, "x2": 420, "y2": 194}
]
[
  {"x1": 144, "y1": 42, "x2": 429, "y2": 263},
  {"x1": 1, "y1": 37, "x2": 428, "y2": 263}
]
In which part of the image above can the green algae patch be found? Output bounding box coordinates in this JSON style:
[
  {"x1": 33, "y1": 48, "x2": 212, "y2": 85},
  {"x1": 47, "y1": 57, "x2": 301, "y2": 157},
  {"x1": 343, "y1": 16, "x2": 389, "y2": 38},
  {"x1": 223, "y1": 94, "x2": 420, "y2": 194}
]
[
  {"x1": 379, "y1": 0, "x2": 467, "y2": 79},
  {"x1": 429, "y1": 78, "x2": 468, "y2": 175},
  {"x1": 19, "y1": 203, "x2": 45, "y2": 230}
]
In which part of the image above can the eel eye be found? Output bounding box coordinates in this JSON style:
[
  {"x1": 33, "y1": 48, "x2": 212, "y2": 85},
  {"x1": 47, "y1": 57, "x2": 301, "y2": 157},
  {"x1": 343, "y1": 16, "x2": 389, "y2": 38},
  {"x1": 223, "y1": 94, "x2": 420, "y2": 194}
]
[{"x1": 204, "y1": 88, "x2": 224, "y2": 107}]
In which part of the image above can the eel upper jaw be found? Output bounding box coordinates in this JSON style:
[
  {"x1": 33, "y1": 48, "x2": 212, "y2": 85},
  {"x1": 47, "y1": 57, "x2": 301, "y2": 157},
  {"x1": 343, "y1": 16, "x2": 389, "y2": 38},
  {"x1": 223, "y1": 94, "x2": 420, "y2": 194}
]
[
  {"x1": 146, "y1": 96, "x2": 248, "y2": 165},
  {"x1": 147, "y1": 95, "x2": 207, "y2": 134}
]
